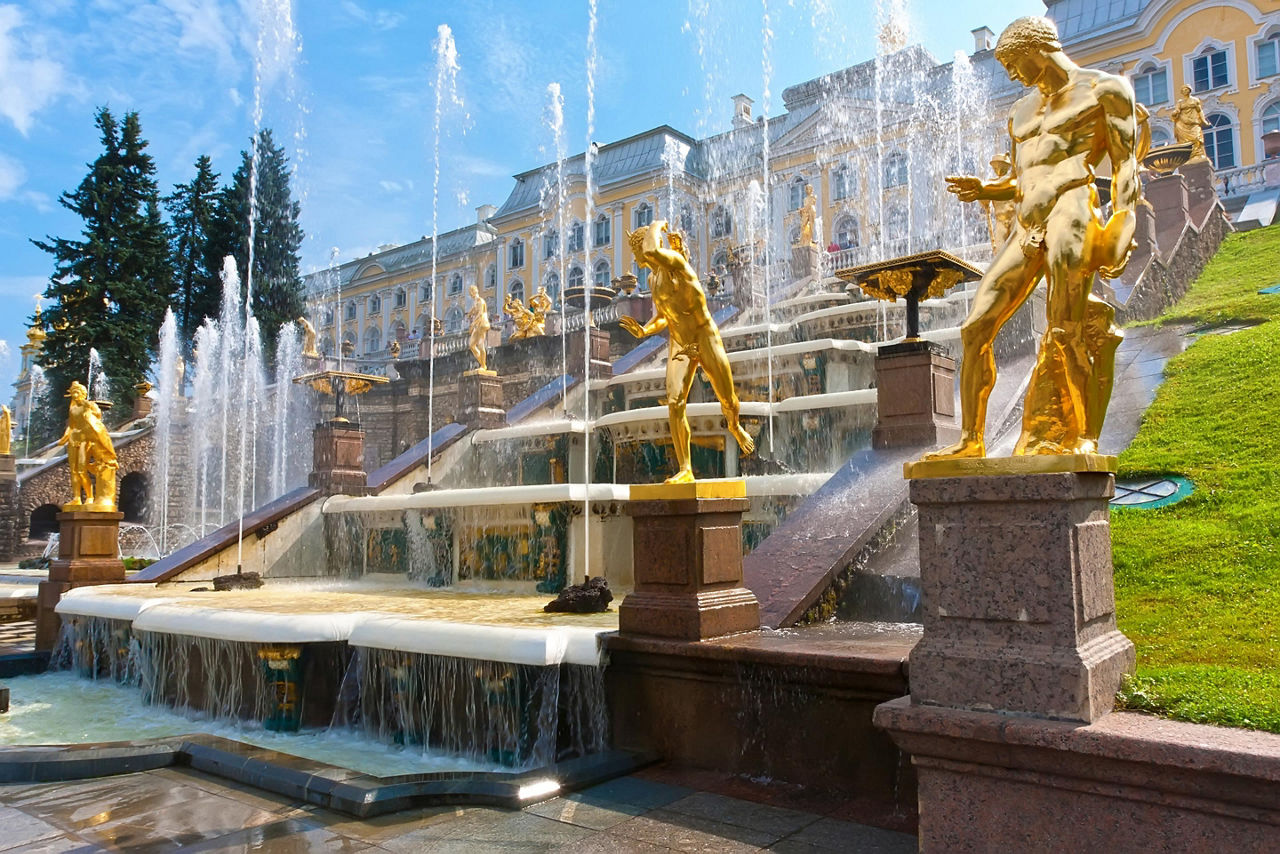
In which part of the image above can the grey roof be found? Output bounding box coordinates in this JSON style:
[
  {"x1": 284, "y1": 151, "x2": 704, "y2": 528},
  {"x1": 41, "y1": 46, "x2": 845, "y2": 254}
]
[
  {"x1": 303, "y1": 224, "x2": 495, "y2": 293},
  {"x1": 1044, "y1": 0, "x2": 1146, "y2": 45}
]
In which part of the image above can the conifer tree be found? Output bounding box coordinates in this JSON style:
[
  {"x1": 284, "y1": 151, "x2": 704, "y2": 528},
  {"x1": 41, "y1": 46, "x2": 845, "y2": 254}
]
[
  {"x1": 164, "y1": 155, "x2": 221, "y2": 347},
  {"x1": 31, "y1": 108, "x2": 171, "y2": 431}
]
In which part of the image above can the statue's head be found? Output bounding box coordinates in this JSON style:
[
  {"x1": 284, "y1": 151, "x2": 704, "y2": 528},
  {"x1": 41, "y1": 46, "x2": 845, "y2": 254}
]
[
  {"x1": 1180, "y1": 85, "x2": 1192, "y2": 97},
  {"x1": 990, "y1": 152, "x2": 1012, "y2": 176},
  {"x1": 470, "y1": 284, "x2": 479, "y2": 298},
  {"x1": 994, "y1": 17, "x2": 1061, "y2": 83},
  {"x1": 66, "y1": 381, "x2": 88, "y2": 402},
  {"x1": 626, "y1": 227, "x2": 646, "y2": 258}
]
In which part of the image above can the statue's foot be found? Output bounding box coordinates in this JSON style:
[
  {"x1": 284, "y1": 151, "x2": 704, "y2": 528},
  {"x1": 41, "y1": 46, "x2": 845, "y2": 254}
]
[
  {"x1": 665, "y1": 469, "x2": 696, "y2": 485},
  {"x1": 1018, "y1": 437, "x2": 1073, "y2": 456},
  {"x1": 923, "y1": 437, "x2": 984, "y2": 461},
  {"x1": 730, "y1": 425, "x2": 755, "y2": 455}
]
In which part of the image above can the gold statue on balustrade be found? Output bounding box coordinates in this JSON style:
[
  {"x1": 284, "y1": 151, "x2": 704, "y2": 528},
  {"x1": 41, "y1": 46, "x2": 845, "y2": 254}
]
[
  {"x1": 57, "y1": 381, "x2": 118, "y2": 511},
  {"x1": 797, "y1": 184, "x2": 818, "y2": 246},
  {"x1": 918, "y1": 16, "x2": 1143, "y2": 473},
  {"x1": 466, "y1": 285, "x2": 494, "y2": 374},
  {"x1": 528, "y1": 286, "x2": 553, "y2": 329},
  {"x1": 621, "y1": 220, "x2": 754, "y2": 484},
  {"x1": 297, "y1": 316, "x2": 321, "y2": 359},
  {"x1": 1172, "y1": 85, "x2": 1210, "y2": 163}
]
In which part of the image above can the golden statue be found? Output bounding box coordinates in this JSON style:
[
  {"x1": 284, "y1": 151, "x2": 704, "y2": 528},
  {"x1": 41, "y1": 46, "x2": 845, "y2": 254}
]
[
  {"x1": 504, "y1": 293, "x2": 537, "y2": 340},
  {"x1": 797, "y1": 184, "x2": 818, "y2": 246},
  {"x1": 0, "y1": 405, "x2": 11, "y2": 456},
  {"x1": 982, "y1": 153, "x2": 1016, "y2": 254},
  {"x1": 928, "y1": 16, "x2": 1141, "y2": 463},
  {"x1": 1172, "y1": 85, "x2": 1210, "y2": 163},
  {"x1": 465, "y1": 285, "x2": 492, "y2": 373},
  {"x1": 389, "y1": 339, "x2": 401, "y2": 359},
  {"x1": 57, "y1": 381, "x2": 118, "y2": 511},
  {"x1": 621, "y1": 220, "x2": 755, "y2": 483},
  {"x1": 297, "y1": 316, "x2": 321, "y2": 359},
  {"x1": 528, "y1": 286, "x2": 553, "y2": 333}
]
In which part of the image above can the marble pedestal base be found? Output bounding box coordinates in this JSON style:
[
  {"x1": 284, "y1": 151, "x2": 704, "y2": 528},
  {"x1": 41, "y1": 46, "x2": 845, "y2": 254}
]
[
  {"x1": 906, "y1": 471, "x2": 1133, "y2": 722},
  {"x1": 36, "y1": 510, "x2": 126, "y2": 651},
  {"x1": 619, "y1": 481, "x2": 759, "y2": 641},
  {"x1": 872, "y1": 340, "x2": 960, "y2": 449},
  {"x1": 790, "y1": 243, "x2": 820, "y2": 280},
  {"x1": 458, "y1": 372, "x2": 505, "y2": 429},
  {"x1": 310, "y1": 421, "x2": 368, "y2": 496}
]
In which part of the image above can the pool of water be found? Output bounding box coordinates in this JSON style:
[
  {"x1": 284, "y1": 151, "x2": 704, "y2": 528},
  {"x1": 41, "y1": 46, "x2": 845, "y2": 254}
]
[{"x1": 0, "y1": 672, "x2": 503, "y2": 778}]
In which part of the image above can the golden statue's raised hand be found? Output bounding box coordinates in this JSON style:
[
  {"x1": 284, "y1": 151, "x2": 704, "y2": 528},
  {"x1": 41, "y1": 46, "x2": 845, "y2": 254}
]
[
  {"x1": 945, "y1": 175, "x2": 987, "y2": 203},
  {"x1": 618, "y1": 315, "x2": 647, "y2": 338}
]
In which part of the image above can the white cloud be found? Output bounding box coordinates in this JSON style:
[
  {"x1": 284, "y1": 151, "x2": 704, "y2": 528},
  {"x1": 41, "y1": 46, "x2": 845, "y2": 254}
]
[
  {"x1": 339, "y1": 1, "x2": 404, "y2": 32},
  {"x1": 379, "y1": 180, "x2": 403, "y2": 193},
  {"x1": 0, "y1": 152, "x2": 24, "y2": 198},
  {"x1": 0, "y1": 5, "x2": 70, "y2": 135},
  {"x1": 159, "y1": 0, "x2": 235, "y2": 71}
]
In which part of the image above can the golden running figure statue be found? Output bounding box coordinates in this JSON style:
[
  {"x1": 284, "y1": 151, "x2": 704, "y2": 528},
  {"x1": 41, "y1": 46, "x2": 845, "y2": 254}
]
[
  {"x1": 1172, "y1": 85, "x2": 1210, "y2": 163},
  {"x1": 57, "y1": 381, "x2": 118, "y2": 511},
  {"x1": 528, "y1": 286, "x2": 553, "y2": 332},
  {"x1": 620, "y1": 220, "x2": 755, "y2": 484},
  {"x1": 798, "y1": 184, "x2": 818, "y2": 246},
  {"x1": 0, "y1": 405, "x2": 11, "y2": 456},
  {"x1": 297, "y1": 316, "x2": 321, "y2": 359},
  {"x1": 466, "y1": 285, "x2": 492, "y2": 372},
  {"x1": 930, "y1": 16, "x2": 1141, "y2": 461},
  {"x1": 504, "y1": 294, "x2": 537, "y2": 340}
]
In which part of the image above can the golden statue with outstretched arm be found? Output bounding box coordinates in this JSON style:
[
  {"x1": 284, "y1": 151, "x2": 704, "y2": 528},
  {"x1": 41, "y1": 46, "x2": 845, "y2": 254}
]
[
  {"x1": 466, "y1": 285, "x2": 491, "y2": 372},
  {"x1": 57, "y1": 381, "x2": 118, "y2": 511},
  {"x1": 928, "y1": 16, "x2": 1140, "y2": 461},
  {"x1": 620, "y1": 220, "x2": 755, "y2": 484},
  {"x1": 297, "y1": 316, "x2": 320, "y2": 359}
]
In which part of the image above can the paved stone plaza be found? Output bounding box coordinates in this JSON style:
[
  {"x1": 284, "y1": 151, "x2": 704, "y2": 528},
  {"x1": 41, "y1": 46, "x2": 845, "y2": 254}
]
[{"x1": 0, "y1": 768, "x2": 915, "y2": 852}]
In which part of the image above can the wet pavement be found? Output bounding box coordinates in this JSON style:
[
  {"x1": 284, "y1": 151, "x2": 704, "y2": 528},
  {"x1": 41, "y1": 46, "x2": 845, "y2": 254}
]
[{"x1": 0, "y1": 767, "x2": 916, "y2": 852}]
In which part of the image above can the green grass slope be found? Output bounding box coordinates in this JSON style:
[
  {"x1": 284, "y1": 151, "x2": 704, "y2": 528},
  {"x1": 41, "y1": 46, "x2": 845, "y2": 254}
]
[{"x1": 1112, "y1": 225, "x2": 1280, "y2": 732}]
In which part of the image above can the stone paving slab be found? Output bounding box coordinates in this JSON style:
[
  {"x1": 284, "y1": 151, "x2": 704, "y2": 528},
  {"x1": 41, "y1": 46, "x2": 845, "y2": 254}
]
[{"x1": 0, "y1": 767, "x2": 918, "y2": 852}]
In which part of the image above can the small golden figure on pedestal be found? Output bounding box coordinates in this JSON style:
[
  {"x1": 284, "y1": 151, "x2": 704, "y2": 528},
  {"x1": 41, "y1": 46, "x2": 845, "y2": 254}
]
[
  {"x1": 465, "y1": 285, "x2": 494, "y2": 375},
  {"x1": 57, "y1": 381, "x2": 118, "y2": 511},
  {"x1": 621, "y1": 221, "x2": 754, "y2": 484},
  {"x1": 0, "y1": 405, "x2": 11, "y2": 456},
  {"x1": 297, "y1": 316, "x2": 321, "y2": 359},
  {"x1": 920, "y1": 16, "x2": 1144, "y2": 473},
  {"x1": 797, "y1": 184, "x2": 818, "y2": 246},
  {"x1": 1173, "y1": 85, "x2": 1210, "y2": 164}
]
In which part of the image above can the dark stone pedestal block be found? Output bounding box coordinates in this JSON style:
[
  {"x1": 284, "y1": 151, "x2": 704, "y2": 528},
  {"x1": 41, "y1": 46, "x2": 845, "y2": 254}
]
[
  {"x1": 36, "y1": 510, "x2": 126, "y2": 651},
  {"x1": 790, "y1": 242, "x2": 820, "y2": 280},
  {"x1": 458, "y1": 372, "x2": 506, "y2": 429},
  {"x1": 620, "y1": 482, "x2": 759, "y2": 640},
  {"x1": 906, "y1": 471, "x2": 1134, "y2": 722},
  {"x1": 872, "y1": 340, "x2": 960, "y2": 450},
  {"x1": 1146, "y1": 172, "x2": 1191, "y2": 250},
  {"x1": 309, "y1": 421, "x2": 368, "y2": 496},
  {"x1": 568, "y1": 327, "x2": 612, "y2": 380}
]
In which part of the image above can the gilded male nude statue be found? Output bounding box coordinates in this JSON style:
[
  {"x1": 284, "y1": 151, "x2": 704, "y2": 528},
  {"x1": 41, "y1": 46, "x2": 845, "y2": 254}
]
[
  {"x1": 465, "y1": 285, "x2": 491, "y2": 372},
  {"x1": 929, "y1": 16, "x2": 1141, "y2": 460},
  {"x1": 620, "y1": 220, "x2": 754, "y2": 484}
]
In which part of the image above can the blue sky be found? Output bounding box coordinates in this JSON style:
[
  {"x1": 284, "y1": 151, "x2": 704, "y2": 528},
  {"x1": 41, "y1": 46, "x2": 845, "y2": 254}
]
[{"x1": 0, "y1": 0, "x2": 1044, "y2": 401}]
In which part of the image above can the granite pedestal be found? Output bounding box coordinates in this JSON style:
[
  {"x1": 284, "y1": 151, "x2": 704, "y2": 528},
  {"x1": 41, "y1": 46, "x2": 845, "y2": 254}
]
[
  {"x1": 458, "y1": 371, "x2": 505, "y2": 429},
  {"x1": 309, "y1": 421, "x2": 368, "y2": 496},
  {"x1": 568, "y1": 327, "x2": 612, "y2": 380},
  {"x1": 790, "y1": 242, "x2": 820, "y2": 280},
  {"x1": 36, "y1": 510, "x2": 126, "y2": 651},
  {"x1": 871, "y1": 340, "x2": 960, "y2": 450},
  {"x1": 619, "y1": 480, "x2": 759, "y2": 640}
]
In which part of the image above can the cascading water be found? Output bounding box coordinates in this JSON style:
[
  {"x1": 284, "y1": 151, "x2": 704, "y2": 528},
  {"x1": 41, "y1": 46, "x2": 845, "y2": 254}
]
[
  {"x1": 581, "y1": 0, "x2": 599, "y2": 570},
  {"x1": 544, "y1": 82, "x2": 570, "y2": 415},
  {"x1": 151, "y1": 311, "x2": 179, "y2": 553},
  {"x1": 86, "y1": 348, "x2": 109, "y2": 403}
]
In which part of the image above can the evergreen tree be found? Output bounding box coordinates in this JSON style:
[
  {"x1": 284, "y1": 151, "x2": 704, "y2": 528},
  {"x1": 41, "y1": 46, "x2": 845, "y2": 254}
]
[
  {"x1": 207, "y1": 128, "x2": 304, "y2": 363},
  {"x1": 164, "y1": 155, "x2": 221, "y2": 347},
  {"x1": 31, "y1": 108, "x2": 172, "y2": 430}
]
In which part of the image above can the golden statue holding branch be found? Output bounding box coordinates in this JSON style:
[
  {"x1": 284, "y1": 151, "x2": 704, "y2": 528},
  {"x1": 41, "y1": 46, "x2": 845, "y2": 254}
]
[
  {"x1": 923, "y1": 16, "x2": 1142, "y2": 468},
  {"x1": 621, "y1": 220, "x2": 754, "y2": 484},
  {"x1": 57, "y1": 380, "x2": 118, "y2": 511}
]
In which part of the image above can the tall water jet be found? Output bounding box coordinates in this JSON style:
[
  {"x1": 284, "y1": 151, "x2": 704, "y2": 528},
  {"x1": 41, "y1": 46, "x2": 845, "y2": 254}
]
[
  {"x1": 760, "y1": 0, "x2": 776, "y2": 452},
  {"x1": 151, "y1": 310, "x2": 179, "y2": 553},
  {"x1": 543, "y1": 83, "x2": 569, "y2": 412}
]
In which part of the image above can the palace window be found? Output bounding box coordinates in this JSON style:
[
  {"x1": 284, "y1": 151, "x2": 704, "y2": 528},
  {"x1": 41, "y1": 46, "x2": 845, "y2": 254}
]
[
  {"x1": 365, "y1": 326, "x2": 381, "y2": 354},
  {"x1": 509, "y1": 238, "x2": 525, "y2": 268},
  {"x1": 485, "y1": 264, "x2": 497, "y2": 290},
  {"x1": 368, "y1": 295, "x2": 382, "y2": 314},
  {"x1": 508, "y1": 279, "x2": 525, "y2": 304},
  {"x1": 594, "y1": 259, "x2": 611, "y2": 288},
  {"x1": 444, "y1": 306, "x2": 464, "y2": 333},
  {"x1": 679, "y1": 204, "x2": 694, "y2": 234},
  {"x1": 1262, "y1": 102, "x2": 1280, "y2": 136},
  {"x1": 568, "y1": 220, "x2": 584, "y2": 252},
  {"x1": 832, "y1": 166, "x2": 852, "y2": 200},
  {"x1": 1204, "y1": 114, "x2": 1236, "y2": 169},
  {"x1": 543, "y1": 229, "x2": 558, "y2": 259},
  {"x1": 884, "y1": 152, "x2": 908, "y2": 188},
  {"x1": 394, "y1": 289, "x2": 406, "y2": 308},
  {"x1": 544, "y1": 272, "x2": 561, "y2": 303},
  {"x1": 323, "y1": 309, "x2": 334, "y2": 326},
  {"x1": 635, "y1": 263, "x2": 649, "y2": 291},
  {"x1": 1150, "y1": 127, "x2": 1173, "y2": 147},
  {"x1": 448, "y1": 273, "x2": 463, "y2": 296},
  {"x1": 1132, "y1": 64, "x2": 1168, "y2": 107},
  {"x1": 593, "y1": 213, "x2": 611, "y2": 247},
  {"x1": 633, "y1": 202, "x2": 653, "y2": 229},
  {"x1": 345, "y1": 301, "x2": 357, "y2": 321},
  {"x1": 711, "y1": 205, "x2": 732, "y2": 238},
  {"x1": 420, "y1": 281, "x2": 433, "y2": 301},
  {"x1": 835, "y1": 215, "x2": 859, "y2": 250},
  {"x1": 1258, "y1": 33, "x2": 1279, "y2": 79},
  {"x1": 1193, "y1": 48, "x2": 1229, "y2": 92},
  {"x1": 568, "y1": 266, "x2": 584, "y2": 291},
  {"x1": 788, "y1": 176, "x2": 808, "y2": 211}
]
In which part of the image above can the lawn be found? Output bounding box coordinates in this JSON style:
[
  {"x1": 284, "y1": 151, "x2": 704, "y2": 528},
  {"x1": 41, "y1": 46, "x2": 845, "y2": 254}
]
[{"x1": 1111, "y1": 225, "x2": 1280, "y2": 732}]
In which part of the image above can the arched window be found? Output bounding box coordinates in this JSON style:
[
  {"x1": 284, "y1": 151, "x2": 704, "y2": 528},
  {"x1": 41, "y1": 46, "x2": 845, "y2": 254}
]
[
  {"x1": 884, "y1": 151, "x2": 908, "y2": 188},
  {"x1": 420, "y1": 281, "x2": 433, "y2": 301},
  {"x1": 543, "y1": 228, "x2": 558, "y2": 259},
  {"x1": 886, "y1": 205, "x2": 908, "y2": 254},
  {"x1": 633, "y1": 202, "x2": 653, "y2": 228},
  {"x1": 1262, "y1": 101, "x2": 1280, "y2": 136},
  {"x1": 365, "y1": 326, "x2": 382, "y2": 354},
  {"x1": 448, "y1": 273, "x2": 463, "y2": 296},
  {"x1": 711, "y1": 205, "x2": 732, "y2": 238},
  {"x1": 1205, "y1": 114, "x2": 1236, "y2": 169},
  {"x1": 1132, "y1": 63, "x2": 1168, "y2": 107},
  {"x1": 835, "y1": 215, "x2": 859, "y2": 250},
  {"x1": 832, "y1": 166, "x2": 852, "y2": 200},
  {"x1": 1193, "y1": 47, "x2": 1229, "y2": 92},
  {"x1": 594, "y1": 259, "x2": 611, "y2": 288},
  {"x1": 711, "y1": 250, "x2": 728, "y2": 272},
  {"x1": 789, "y1": 176, "x2": 808, "y2": 211},
  {"x1": 593, "y1": 213, "x2": 611, "y2": 247},
  {"x1": 1258, "y1": 33, "x2": 1280, "y2": 79},
  {"x1": 567, "y1": 220, "x2": 584, "y2": 252},
  {"x1": 323, "y1": 309, "x2": 334, "y2": 326},
  {"x1": 508, "y1": 279, "x2": 525, "y2": 304},
  {"x1": 321, "y1": 336, "x2": 334, "y2": 356},
  {"x1": 544, "y1": 271, "x2": 561, "y2": 302},
  {"x1": 634, "y1": 263, "x2": 650, "y2": 291},
  {"x1": 368, "y1": 294, "x2": 382, "y2": 314},
  {"x1": 444, "y1": 306, "x2": 464, "y2": 333},
  {"x1": 485, "y1": 265, "x2": 497, "y2": 290},
  {"x1": 509, "y1": 238, "x2": 525, "y2": 268},
  {"x1": 568, "y1": 266, "x2": 584, "y2": 291},
  {"x1": 1150, "y1": 127, "x2": 1173, "y2": 147},
  {"x1": 392, "y1": 320, "x2": 407, "y2": 340},
  {"x1": 346, "y1": 301, "x2": 357, "y2": 321},
  {"x1": 679, "y1": 204, "x2": 694, "y2": 234},
  {"x1": 394, "y1": 289, "x2": 406, "y2": 308}
]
